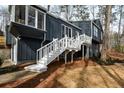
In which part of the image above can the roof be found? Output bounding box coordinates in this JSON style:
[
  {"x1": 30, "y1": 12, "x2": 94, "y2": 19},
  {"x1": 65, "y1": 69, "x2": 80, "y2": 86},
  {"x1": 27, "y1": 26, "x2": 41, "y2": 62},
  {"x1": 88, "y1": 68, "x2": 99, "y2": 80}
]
[{"x1": 71, "y1": 19, "x2": 103, "y2": 32}]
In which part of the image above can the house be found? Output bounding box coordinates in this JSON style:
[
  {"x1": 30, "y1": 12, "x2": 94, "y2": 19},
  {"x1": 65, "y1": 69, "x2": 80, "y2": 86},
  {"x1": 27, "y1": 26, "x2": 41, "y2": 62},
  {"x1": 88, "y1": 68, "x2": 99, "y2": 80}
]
[{"x1": 4, "y1": 5, "x2": 103, "y2": 72}]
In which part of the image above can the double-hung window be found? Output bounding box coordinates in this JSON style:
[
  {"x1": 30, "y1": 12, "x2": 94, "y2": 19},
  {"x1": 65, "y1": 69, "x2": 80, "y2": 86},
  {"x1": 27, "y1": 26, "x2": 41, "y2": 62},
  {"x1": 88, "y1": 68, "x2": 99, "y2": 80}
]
[
  {"x1": 28, "y1": 6, "x2": 35, "y2": 27},
  {"x1": 15, "y1": 5, "x2": 25, "y2": 24},
  {"x1": 37, "y1": 11, "x2": 45, "y2": 30}
]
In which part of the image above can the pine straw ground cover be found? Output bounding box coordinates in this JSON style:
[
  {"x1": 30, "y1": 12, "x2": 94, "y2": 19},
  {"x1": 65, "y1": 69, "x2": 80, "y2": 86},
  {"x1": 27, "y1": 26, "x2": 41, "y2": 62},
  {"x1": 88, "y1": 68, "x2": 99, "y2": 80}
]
[{"x1": 0, "y1": 57, "x2": 124, "y2": 88}]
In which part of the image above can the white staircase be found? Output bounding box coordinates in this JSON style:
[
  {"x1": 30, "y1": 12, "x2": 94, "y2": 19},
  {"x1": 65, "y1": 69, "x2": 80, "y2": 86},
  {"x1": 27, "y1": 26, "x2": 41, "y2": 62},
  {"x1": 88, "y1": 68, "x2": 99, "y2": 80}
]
[{"x1": 24, "y1": 34, "x2": 92, "y2": 72}]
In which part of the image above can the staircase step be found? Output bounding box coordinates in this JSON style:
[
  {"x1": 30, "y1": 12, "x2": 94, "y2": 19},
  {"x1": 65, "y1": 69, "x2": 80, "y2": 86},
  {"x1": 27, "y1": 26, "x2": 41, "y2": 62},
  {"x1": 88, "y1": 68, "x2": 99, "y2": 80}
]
[{"x1": 24, "y1": 64, "x2": 47, "y2": 73}]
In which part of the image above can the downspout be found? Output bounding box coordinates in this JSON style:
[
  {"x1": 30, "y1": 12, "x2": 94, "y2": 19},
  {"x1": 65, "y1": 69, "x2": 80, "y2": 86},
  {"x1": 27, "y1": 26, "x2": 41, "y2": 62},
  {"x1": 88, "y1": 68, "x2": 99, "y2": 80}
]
[{"x1": 41, "y1": 33, "x2": 46, "y2": 47}]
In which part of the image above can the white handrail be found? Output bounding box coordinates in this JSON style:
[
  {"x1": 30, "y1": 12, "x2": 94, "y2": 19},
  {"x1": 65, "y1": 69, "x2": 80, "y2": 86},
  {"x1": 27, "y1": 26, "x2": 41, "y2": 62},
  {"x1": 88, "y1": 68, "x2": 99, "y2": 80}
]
[{"x1": 36, "y1": 33, "x2": 92, "y2": 65}]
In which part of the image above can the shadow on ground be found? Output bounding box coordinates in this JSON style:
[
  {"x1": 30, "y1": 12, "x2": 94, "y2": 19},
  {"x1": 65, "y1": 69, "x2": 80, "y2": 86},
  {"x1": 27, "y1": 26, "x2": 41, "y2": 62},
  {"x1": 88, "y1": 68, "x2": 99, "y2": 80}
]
[
  {"x1": 0, "y1": 62, "x2": 34, "y2": 75},
  {"x1": 14, "y1": 59, "x2": 66, "y2": 88}
]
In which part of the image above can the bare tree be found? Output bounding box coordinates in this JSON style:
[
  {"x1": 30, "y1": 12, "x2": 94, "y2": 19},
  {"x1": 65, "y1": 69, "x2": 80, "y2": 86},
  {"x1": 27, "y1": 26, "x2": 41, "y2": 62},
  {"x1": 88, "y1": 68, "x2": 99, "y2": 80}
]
[
  {"x1": 47, "y1": 5, "x2": 50, "y2": 11},
  {"x1": 90, "y1": 5, "x2": 97, "y2": 19},
  {"x1": 101, "y1": 5, "x2": 112, "y2": 61},
  {"x1": 117, "y1": 5, "x2": 123, "y2": 45},
  {"x1": 69, "y1": 5, "x2": 90, "y2": 21},
  {"x1": 0, "y1": 6, "x2": 10, "y2": 32}
]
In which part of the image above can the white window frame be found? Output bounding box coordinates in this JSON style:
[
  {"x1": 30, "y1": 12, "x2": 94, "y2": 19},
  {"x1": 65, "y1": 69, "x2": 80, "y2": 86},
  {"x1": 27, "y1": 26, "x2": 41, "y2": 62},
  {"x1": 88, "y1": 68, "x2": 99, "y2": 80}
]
[
  {"x1": 27, "y1": 6, "x2": 36, "y2": 28},
  {"x1": 93, "y1": 25, "x2": 98, "y2": 37},
  {"x1": 14, "y1": 5, "x2": 46, "y2": 31},
  {"x1": 37, "y1": 9, "x2": 46, "y2": 31},
  {"x1": 61, "y1": 24, "x2": 72, "y2": 37}
]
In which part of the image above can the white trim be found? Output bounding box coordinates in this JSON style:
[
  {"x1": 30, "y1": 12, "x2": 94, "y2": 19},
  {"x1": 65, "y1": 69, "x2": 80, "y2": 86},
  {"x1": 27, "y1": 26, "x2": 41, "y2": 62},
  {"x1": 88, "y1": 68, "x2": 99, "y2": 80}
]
[
  {"x1": 35, "y1": 10, "x2": 38, "y2": 28},
  {"x1": 91, "y1": 20, "x2": 93, "y2": 38},
  {"x1": 37, "y1": 9, "x2": 46, "y2": 31},
  {"x1": 61, "y1": 24, "x2": 72, "y2": 37},
  {"x1": 44, "y1": 13, "x2": 46, "y2": 31},
  {"x1": 13, "y1": 38, "x2": 18, "y2": 65},
  {"x1": 27, "y1": 6, "x2": 46, "y2": 31},
  {"x1": 93, "y1": 25, "x2": 98, "y2": 37},
  {"x1": 25, "y1": 5, "x2": 28, "y2": 25},
  {"x1": 28, "y1": 6, "x2": 36, "y2": 27},
  {"x1": 10, "y1": 37, "x2": 13, "y2": 62}
]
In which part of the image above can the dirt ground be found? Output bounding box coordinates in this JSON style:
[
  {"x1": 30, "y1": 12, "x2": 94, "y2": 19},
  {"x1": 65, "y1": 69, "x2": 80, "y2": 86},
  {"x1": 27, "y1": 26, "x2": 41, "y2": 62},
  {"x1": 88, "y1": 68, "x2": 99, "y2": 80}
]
[
  {"x1": 0, "y1": 52, "x2": 124, "y2": 88},
  {"x1": 0, "y1": 51, "x2": 124, "y2": 88}
]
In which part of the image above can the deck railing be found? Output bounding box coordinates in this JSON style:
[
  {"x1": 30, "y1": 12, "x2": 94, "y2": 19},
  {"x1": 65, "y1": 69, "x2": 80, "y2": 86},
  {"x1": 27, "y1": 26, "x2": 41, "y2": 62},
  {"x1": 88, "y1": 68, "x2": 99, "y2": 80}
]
[{"x1": 36, "y1": 33, "x2": 92, "y2": 65}]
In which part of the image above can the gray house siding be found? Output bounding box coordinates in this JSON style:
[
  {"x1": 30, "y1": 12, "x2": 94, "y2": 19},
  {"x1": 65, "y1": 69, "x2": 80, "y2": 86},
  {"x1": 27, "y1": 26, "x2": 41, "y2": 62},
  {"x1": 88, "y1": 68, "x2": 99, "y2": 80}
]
[
  {"x1": 92, "y1": 23, "x2": 102, "y2": 43},
  {"x1": 71, "y1": 21, "x2": 91, "y2": 36},
  {"x1": 17, "y1": 37, "x2": 43, "y2": 63},
  {"x1": 46, "y1": 14, "x2": 82, "y2": 42},
  {"x1": 46, "y1": 15, "x2": 61, "y2": 41},
  {"x1": 59, "y1": 19, "x2": 82, "y2": 36}
]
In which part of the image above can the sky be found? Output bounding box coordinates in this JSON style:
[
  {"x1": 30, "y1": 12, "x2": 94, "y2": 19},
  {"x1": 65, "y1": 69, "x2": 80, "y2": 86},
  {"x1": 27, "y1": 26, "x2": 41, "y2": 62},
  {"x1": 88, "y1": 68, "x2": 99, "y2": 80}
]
[{"x1": 43, "y1": 5, "x2": 122, "y2": 33}]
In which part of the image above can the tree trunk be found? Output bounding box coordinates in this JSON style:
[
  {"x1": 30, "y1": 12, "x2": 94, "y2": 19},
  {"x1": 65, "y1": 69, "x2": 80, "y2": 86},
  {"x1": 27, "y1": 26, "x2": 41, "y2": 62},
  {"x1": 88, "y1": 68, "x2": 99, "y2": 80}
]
[
  {"x1": 48, "y1": 5, "x2": 50, "y2": 11},
  {"x1": 65, "y1": 5, "x2": 69, "y2": 21},
  {"x1": 117, "y1": 5, "x2": 123, "y2": 45},
  {"x1": 101, "y1": 5, "x2": 112, "y2": 61}
]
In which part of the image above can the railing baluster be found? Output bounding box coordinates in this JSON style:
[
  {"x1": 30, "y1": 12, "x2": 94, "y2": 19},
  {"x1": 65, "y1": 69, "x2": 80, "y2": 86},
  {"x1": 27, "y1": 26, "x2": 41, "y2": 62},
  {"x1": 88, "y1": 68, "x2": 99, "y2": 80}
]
[{"x1": 36, "y1": 34, "x2": 92, "y2": 65}]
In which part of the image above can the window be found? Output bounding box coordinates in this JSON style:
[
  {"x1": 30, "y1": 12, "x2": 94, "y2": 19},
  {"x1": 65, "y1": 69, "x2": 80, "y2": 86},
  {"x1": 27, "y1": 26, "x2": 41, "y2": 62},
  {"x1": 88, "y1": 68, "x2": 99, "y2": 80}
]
[
  {"x1": 38, "y1": 11, "x2": 45, "y2": 30},
  {"x1": 61, "y1": 24, "x2": 72, "y2": 38},
  {"x1": 93, "y1": 26, "x2": 98, "y2": 37},
  {"x1": 15, "y1": 5, "x2": 25, "y2": 24},
  {"x1": 14, "y1": 5, "x2": 46, "y2": 31},
  {"x1": 28, "y1": 6, "x2": 35, "y2": 27}
]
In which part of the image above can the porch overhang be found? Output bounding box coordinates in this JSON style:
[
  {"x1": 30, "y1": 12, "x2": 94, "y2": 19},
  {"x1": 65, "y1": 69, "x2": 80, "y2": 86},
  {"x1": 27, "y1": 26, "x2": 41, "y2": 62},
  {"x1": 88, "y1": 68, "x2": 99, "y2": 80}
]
[{"x1": 9, "y1": 22, "x2": 46, "y2": 40}]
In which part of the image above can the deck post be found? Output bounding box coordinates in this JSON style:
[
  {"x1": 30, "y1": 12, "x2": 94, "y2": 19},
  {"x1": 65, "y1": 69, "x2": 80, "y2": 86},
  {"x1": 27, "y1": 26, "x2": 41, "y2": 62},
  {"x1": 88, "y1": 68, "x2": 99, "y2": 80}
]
[
  {"x1": 82, "y1": 45, "x2": 84, "y2": 60},
  {"x1": 86, "y1": 46, "x2": 89, "y2": 58},
  {"x1": 57, "y1": 56, "x2": 60, "y2": 61},
  {"x1": 65, "y1": 51, "x2": 69, "y2": 64},
  {"x1": 65, "y1": 53, "x2": 67, "y2": 64},
  {"x1": 71, "y1": 51, "x2": 75, "y2": 63}
]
